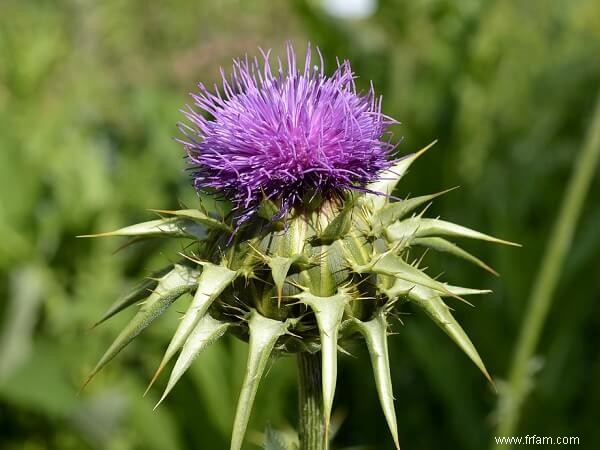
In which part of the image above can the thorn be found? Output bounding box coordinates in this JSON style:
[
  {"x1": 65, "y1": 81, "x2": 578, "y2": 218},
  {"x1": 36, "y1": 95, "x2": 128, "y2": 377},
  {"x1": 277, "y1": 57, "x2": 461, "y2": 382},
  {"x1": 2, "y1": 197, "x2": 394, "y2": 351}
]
[
  {"x1": 486, "y1": 265, "x2": 501, "y2": 278},
  {"x1": 414, "y1": 139, "x2": 437, "y2": 159},
  {"x1": 496, "y1": 238, "x2": 522, "y2": 247},
  {"x1": 153, "y1": 393, "x2": 168, "y2": 411},
  {"x1": 485, "y1": 371, "x2": 497, "y2": 392},
  {"x1": 146, "y1": 276, "x2": 162, "y2": 282},
  {"x1": 144, "y1": 362, "x2": 167, "y2": 397},
  {"x1": 416, "y1": 202, "x2": 434, "y2": 218},
  {"x1": 337, "y1": 345, "x2": 355, "y2": 358},
  {"x1": 148, "y1": 208, "x2": 173, "y2": 215},
  {"x1": 452, "y1": 296, "x2": 474, "y2": 308},
  {"x1": 177, "y1": 252, "x2": 204, "y2": 265},
  {"x1": 247, "y1": 242, "x2": 267, "y2": 259},
  {"x1": 285, "y1": 330, "x2": 303, "y2": 339},
  {"x1": 78, "y1": 373, "x2": 94, "y2": 395},
  {"x1": 416, "y1": 248, "x2": 430, "y2": 268},
  {"x1": 353, "y1": 274, "x2": 373, "y2": 289},
  {"x1": 286, "y1": 279, "x2": 307, "y2": 291},
  {"x1": 277, "y1": 286, "x2": 283, "y2": 308},
  {"x1": 77, "y1": 231, "x2": 117, "y2": 238},
  {"x1": 112, "y1": 237, "x2": 145, "y2": 254},
  {"x1": 222, "y1": 304, "x2": 247, "y2": 315}
]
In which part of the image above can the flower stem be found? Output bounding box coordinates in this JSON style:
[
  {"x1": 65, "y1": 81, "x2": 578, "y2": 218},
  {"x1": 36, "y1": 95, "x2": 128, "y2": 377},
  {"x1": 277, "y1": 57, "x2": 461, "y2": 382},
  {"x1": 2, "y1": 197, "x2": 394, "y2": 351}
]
[
  {"x1": 493, "y1": 93, "x2": 600, "y2": 444},
  {"x1": 297, "y1": 351, "x2": 326, "y2": 450}
]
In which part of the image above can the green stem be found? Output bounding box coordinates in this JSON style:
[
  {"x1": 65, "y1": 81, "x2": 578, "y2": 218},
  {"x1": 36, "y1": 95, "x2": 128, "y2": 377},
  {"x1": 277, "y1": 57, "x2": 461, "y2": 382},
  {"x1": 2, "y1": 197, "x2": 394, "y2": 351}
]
[
  {"x1": 493, "y1": 94, "x2": 600, "y2": 445},
  {"x1": 297, "y1": 352, "x2": 326, "y2": 450}
]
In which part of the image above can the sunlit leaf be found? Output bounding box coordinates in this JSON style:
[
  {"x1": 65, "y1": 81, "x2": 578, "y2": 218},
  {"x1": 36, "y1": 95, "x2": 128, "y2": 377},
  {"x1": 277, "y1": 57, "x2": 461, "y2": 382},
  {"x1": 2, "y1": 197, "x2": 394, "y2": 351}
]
[
  {"x1": 155, "y1": 313, "x2": 229, "y2": 407},
  {"x1": 82, "y1": 264, "x2": 199, "y2": 389},
  {"x1": 93, "y1": 265, "x2": 174, "y2": 328},
  {"x1": 294, "y1": 287, "x2": 350, "y2": 437},
  {"x1": 353, "y1": 311, "x2": 400, "y2": 450},
  {"x1": 149, "y1": 208, "x2": 232, "y2": 232},
  {"x1": 407, "y1": 286, "x2": 493, "y2": 385},
  {"x1": 267, "y1": 255, "x2": 303, "y2": 304},
  {"x1": 147, "y1": 262, "x2": 237, "y2": 391},
  {"x1": 353, "y1": 251, "x2": 455, "y2": 298},
  {"x1": 372, "y1": 187, "x2": 457, "y2": 234},
  {"x1": 386, "y1": 218, "x2": 520, "y2": 247},
  {"x1": 230, "y1": 312, "x2": 292, "y2": 450},
  {"x1": 412, "y1": 237, "x2": 499, "y2": 276},
  {"x1": 79, "y1": 218, "x2": 207, "y2": 240},
  {"x1": 364, "y1": 141, "x2": 437, "y2": 211}
]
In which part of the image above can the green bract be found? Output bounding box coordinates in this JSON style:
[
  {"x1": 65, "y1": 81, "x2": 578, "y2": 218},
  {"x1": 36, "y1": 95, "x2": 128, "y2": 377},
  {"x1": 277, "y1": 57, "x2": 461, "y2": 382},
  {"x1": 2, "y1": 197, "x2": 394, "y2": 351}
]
[{"x1": 82, "y1": 143, "x2": 518, "y2": 450}]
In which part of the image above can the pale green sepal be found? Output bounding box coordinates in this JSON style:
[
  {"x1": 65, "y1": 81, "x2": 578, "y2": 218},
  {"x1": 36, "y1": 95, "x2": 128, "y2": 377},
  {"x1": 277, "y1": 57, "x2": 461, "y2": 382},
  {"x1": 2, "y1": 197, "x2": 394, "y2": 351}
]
[
  {"x1": 231, "y1": 311, "x2": 292, "y2": 450},
  {"x1": 412, "y1": 237, "x2": 499, "y2": 276},
  {"x1": 294, "y1": 288, "x2": 351, "y2": 437},
  {"x1": 267, "y1": 255, "x2": 303, "y2": 304},
  {"x1": 353, "y1": 251, "x2": 455, "y2": 298},
  {"x1": 382, "y1": 277, "x2": 413, "y2": 300},
  {"x1": 312, "y1": 198, "x2": 354, "y2": 245},
  {"x1": 78, "y1": 217, "x2": 206, "y2": 240},
  {"x1": 258, "y1": 197, "x2": 280, "y2": 221},
  {"x1": 444, "y1": 285, "x2": 492, "y2": 297},
  {"x1": 82, "y1": 264, "x2": 199, "y2": 390},
  {"x1": 149, "y1": 208, "x2": 232, "y2": 232},
  {"x1": 92, "y1": 265, "x2": 173, "y2": 328},
  {"x1": 147, "y1": 262, "x2": 238, "y2": 392},
  {"x1": 341, "y1": 229, "x2": 371, "y2": 266},
  {"x1": 407, "y1": 286, "x2": 493, "y2": 384},
  {"x1": 386, "y1": 218, "x2": 520, "y2": 247},
  {"x1": 383, "y1": 277, "x2": 489, "y2": 301},
  {"x1": 155, "y1": 313, "x2": 229, "y2": 407},
  {"x1": 365, "y1": 141, "x2": 437, "y2": 211},
  {"x1": 371, "y1": 188, "x2": 457, "y2": 235},
  {"x1": 353, "y1": 311, "x2": 400, "y2": 450}
]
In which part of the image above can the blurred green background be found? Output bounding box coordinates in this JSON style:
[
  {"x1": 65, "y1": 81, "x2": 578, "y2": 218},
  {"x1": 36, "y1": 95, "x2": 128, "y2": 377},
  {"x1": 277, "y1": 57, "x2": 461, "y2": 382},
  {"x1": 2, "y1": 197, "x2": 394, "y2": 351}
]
[{"x1": 1, "y1": 0, "x2": 599, "y2": 449}]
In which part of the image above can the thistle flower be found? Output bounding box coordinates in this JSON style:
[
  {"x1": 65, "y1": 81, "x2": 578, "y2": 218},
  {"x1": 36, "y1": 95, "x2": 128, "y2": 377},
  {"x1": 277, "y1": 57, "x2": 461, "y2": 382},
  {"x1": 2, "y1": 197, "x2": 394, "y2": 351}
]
[
  {"x1": 82, "y1": 44, "x2": 517, "y2": 450},
  {"x1": 181, "y1": 44, "x2": 395, "y2": 222}
]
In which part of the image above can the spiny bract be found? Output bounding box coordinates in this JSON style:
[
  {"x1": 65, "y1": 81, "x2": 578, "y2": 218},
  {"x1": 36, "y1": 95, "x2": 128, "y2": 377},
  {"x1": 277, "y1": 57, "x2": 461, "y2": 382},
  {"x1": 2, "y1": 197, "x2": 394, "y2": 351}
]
[{"x1": 82, "y1": 45, "x2": 517, "y2": 450}]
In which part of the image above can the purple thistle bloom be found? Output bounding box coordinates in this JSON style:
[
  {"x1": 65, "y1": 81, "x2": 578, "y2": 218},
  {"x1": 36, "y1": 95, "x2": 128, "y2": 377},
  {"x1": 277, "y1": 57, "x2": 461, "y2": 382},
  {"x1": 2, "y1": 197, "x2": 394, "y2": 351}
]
[{"x1": 179, "y1": 44, "x2": 397, "y2": 222}]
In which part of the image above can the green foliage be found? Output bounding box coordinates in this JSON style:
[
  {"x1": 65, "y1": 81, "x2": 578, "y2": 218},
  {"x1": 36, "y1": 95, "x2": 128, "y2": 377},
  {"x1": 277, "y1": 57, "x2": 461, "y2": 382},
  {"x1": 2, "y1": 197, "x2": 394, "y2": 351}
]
[{"x1": 1, "y1": 0, "x2": 599, "y2": 449}]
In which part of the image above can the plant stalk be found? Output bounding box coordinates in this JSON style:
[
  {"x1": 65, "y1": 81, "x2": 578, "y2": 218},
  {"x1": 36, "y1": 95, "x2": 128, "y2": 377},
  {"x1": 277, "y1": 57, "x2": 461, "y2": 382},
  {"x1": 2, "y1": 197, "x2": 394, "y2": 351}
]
[
  {"x1": 297, "y1": 351, "x2": 326, "y2": 450},
  {"x1": 493, "y1": 93, "x2": 600, "y2": 445}
]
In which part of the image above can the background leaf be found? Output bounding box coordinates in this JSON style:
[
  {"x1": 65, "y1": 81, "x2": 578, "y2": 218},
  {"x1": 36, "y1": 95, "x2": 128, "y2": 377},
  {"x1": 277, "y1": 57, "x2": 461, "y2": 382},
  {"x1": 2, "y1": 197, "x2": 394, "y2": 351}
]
[{"x1": 1, "y1": 0, "x2": 600, "y2": 449}]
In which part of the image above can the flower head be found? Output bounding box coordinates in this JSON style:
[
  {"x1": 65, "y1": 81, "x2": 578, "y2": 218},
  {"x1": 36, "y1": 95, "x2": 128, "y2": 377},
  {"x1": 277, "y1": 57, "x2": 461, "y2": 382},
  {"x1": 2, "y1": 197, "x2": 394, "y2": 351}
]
[{"x1": 179, "y1": 44, "x2": 396, "y2": 221}]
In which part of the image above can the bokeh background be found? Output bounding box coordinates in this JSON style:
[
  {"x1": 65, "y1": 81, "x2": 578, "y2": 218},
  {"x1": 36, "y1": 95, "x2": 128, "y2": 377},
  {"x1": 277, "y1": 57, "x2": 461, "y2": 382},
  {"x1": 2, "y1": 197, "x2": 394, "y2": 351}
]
[{"x1": 1, "y1": 0, "x2": 599, "y2": 449}]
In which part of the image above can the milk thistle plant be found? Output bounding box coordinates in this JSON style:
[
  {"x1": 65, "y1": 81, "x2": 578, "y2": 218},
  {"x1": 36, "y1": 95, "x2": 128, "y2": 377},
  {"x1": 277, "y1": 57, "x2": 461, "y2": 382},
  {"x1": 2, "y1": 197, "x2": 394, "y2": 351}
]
[{"x1": 83, "y1": 44, "x2": 517, "y2": 450}]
